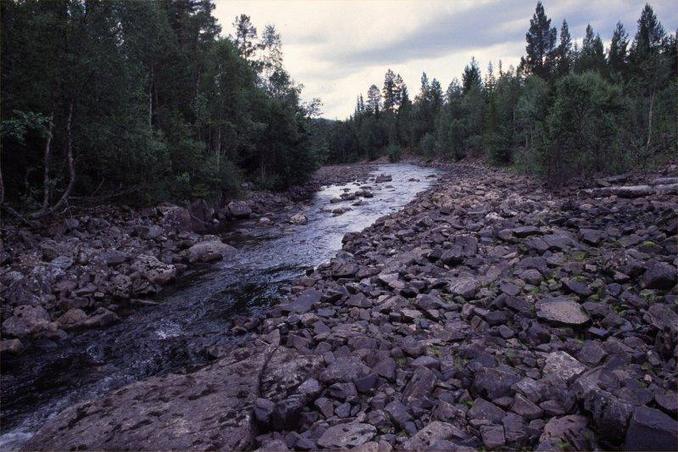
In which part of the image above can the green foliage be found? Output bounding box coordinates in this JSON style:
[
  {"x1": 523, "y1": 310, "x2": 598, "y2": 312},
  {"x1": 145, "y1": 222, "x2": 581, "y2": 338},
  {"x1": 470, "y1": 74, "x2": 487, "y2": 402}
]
[
  {"x1": 1, "y1": 1, "x2": 318, "y2": 209},
  {"x1": 387, "y1": 144, "x2": 402, "y2": 162}
]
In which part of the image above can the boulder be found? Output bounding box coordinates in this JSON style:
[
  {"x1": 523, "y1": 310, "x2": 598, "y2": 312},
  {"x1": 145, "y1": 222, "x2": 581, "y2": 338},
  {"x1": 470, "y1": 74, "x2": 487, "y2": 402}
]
[
  {"x1": 228, "y1": 201, "x2": 252, "y2": 219},
  {"x1": 403, "y1": 421, "x2": 467, "y2": 450},
  {"x1": 624, "y1": 406, "x2": 678, "y2": 451},
  {"x1": 24, "y1": 344, "x2": 280, "y2": 451},
  {"x1": 131, "y1": 255, "x2": 177, "y2": 285},
  {"x1": 2, "y1": 305, "x2": 58, "y2": 338},
  {"x1": 642, "y1": 262, "x2": 677, "y2": 290},
  {"x1": 289, "y1": 213, "x2": 308, "y2": 225},
  {"x1": 0, "y1": 338, "x2": 23, "y2": 355},
  {"x1": 543, "y1": 351, "x2": 586, "y2": 382},
  {"x1": 538, "y1": 415, "x2": 591, "y2": 450},
  {"x1": 187, "y1": 240, "x2": 236, "y2": 263},
  {"x1": 317, "y1": 423, "x2": 376, "y2": 448},
  {"x1": 536, "y1": 297, "x2": 590, "y2": 326}
]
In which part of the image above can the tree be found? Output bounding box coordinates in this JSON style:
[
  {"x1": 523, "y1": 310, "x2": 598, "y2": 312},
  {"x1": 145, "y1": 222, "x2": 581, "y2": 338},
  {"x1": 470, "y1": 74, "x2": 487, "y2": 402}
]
[
  {"x1": 521, "y1": 1, "x2": 557, "y2": 79},
  {"x1": 462, "y1": 57, "x2": 482, "y2": 93},
  {"x1": 232, "y1": 14, "x2": 258, "y2": 59},
  {"x1": 608, "y1": 22, "x2": 629, "y2": 80},
  {"x1": 576, "y1": 25, "x2": 606, "y2": 73},
  {"x1": 382, "y1": 69, "x2": 398, "y2": 113},
  {"x1": 366, "y1": 84, "x2": 381, "y2": 116},
  {"x1": 555, "y1": 20, "x2": 572, "y2": 76}
]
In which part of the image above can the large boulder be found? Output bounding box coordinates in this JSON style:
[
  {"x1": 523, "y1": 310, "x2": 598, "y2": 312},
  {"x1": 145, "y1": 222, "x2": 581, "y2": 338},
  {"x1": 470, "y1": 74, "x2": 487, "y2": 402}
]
[
  {"x1": 187, "y1": 240, "x2": 236, "y2": 264},
  {"x1": 131, "y1": 255, "x2": 177, "y2": 285},
  {"x1": 24, "y1": 343, "x2": 281, "y2": 451},
  {"x1": 228, "y1": 201, "x2": 252, "y2": 219},
  {"x1": 2, "y1": 305, "x2": 59, "y2": 338},
  {"x1": 624, "y1": 406, "x2": 678, "y2": 451}
]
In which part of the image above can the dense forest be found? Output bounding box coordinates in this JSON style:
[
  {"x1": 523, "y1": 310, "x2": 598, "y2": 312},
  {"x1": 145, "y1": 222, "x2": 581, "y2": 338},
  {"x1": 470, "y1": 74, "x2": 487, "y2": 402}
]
[
  {"x1": 1, "y1": 0, "x2": 323, "y2": 214},
  {"x1": 1, "y1": 2, "x2": 676, "y2": 217},
  {"x1": 323, "y1": 2, "x2": 677, "y2": 184}
]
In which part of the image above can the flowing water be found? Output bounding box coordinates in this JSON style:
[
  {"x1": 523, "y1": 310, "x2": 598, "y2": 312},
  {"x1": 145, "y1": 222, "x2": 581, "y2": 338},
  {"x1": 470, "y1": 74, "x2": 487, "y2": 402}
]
[{"x1": 0, "y1": 163, "x2": 441, "y2": 450}]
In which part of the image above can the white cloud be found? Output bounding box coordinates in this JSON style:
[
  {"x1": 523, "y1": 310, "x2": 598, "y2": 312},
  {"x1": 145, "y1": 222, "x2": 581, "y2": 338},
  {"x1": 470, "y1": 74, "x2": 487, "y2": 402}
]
[{"x1": 213, "y1": 0, "x2": 677, "y2": 119}]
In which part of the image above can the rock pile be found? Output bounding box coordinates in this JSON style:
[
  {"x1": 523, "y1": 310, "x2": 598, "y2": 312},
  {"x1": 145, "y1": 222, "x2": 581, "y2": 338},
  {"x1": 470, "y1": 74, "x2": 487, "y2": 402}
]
[{"x1": 23, "y1": 163, "x2": 678, "y2": 451}]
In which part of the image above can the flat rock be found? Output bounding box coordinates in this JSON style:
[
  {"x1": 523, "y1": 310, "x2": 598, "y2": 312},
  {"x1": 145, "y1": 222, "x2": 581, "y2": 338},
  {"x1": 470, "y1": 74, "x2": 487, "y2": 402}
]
[
  {"x1": 536, "y1": 297, "x2": 590, "y2": 326},
  {"x1": 624, "y1": 406, "x2": 678, "y2": 451},
  {"x1": 543, "y1": 351, "x2": 586, "y2": 382},
  {"x1": 404, "y1": 421, "x2": 467, "y2": 450},
  {"x1": 317, "y1": 423, "x2": 376, "y2": 448},
  {"x1": 187, "y1": 240, "x2": 236, "y2": 263}
]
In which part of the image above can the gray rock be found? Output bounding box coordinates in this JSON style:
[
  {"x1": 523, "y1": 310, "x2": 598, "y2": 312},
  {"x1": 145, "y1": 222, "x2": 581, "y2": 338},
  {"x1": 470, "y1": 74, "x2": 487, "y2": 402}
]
[
  {"x1": 536, "y1": 297, "x2": 590, "y2": 326},
  {"x1": 473, "y1": 366, "x2": 521, "y2": 400},
  {"x1": 404, "y1": 421, "x2": 468, "y2": 450},
  {"x1": 543, "y1": 351, "x2": 586, "y2": 382},
  {"x1": 280, "y1": 289, "x2": 321, "y2": 314},
  {"x1": 187, "y1": 240, "x2": 236, "y2": 263},
  {"x1": 228, "y1": 200, "x2": 251, "y2": 218},
  {"x1": 319, "y1": 356, "x2": 369, "y2": 384},
  {"x1": 131, "y1": 255, "x2": 177, "y2": 285},
  {"x1": 481, "y1": 424, "x2": 506, "y2": 449},
  {"x1": 403, "y1": 366, "x2": 437, "y2": 403},
  {"x1": 625, "y1": 406, "x2": 678, "y2": 451},
  {"x1": 642, "y1": 262, "x2": 677, "y2": 290},
  {"x1": 468, "y1": 398, "x2": 506, "y2": 424},
  {"x1": 316, "y1": 423, "x2": 376, "y2": 449},
  {"x1": 538, "y1": 415, "x2": 590, "y2": 450}
]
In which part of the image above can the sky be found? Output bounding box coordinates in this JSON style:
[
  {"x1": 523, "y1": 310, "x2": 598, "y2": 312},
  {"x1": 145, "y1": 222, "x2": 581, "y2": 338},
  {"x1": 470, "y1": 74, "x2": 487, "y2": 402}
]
[{"x1": 213, "y1": 0, "x2": 677, "y2": 119}]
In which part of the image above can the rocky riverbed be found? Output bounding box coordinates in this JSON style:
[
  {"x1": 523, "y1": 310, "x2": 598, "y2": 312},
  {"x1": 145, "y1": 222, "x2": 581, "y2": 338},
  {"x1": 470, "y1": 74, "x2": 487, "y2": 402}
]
[{"x1": 9, "y1": 162, "x2": 678, "y2": 450}]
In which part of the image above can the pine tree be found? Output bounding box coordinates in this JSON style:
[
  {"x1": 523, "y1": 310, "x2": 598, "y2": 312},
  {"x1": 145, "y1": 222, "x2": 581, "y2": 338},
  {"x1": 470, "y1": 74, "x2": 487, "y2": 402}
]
[
  {"x1": 577, "y1": 25, "x2": 606, "y2": 73},
  {"x1": 556, "y1": 20, "x2": 572, "y2": 76},
  {"x1": 608, "y1": 22, "x2": 629, "y2": 80},
  {"x1": 462, "y1": 57, "x2": 482, "y2": 93},
  {"x1": 382, "y1": 69, "x2": 397, "y2": 113},
  {"x1": 521, "y1": 1, "x2": 557, "y2": 79},
  {"x1": 232, "y1": 14, "x2": 257, "y2": 59},
  {"x1": 366, "y1": 84, "x2": 381, "y2": 116}
]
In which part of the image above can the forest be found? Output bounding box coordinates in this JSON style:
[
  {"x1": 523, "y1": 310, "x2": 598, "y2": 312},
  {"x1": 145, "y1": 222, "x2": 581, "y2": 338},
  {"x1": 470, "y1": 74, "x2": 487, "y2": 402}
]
[
  {"x1": 1, "y1": 1, "x2": 676, "y2": 217},
  {"x1": 1, "y1": 0, "x2": 322, "y2": 214},
  {"x1": 323, "y1": 2, "x2": 677, "y2": 185}
]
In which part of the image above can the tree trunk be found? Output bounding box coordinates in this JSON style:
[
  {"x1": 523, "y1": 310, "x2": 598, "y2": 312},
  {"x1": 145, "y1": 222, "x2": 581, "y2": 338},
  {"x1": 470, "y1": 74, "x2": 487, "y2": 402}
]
[
  {"x1": 40, "y1": 120, "x2": 54, "y2": 211},
  {"x1": 646, "y1": 89, "x2": 655, "y2": 150},
  {"x1": 149, "y1": 68, "x2": 154, "y2": 128},
  {"x1": 33, "y1": 102, "x2": 75, "y2": 218}
]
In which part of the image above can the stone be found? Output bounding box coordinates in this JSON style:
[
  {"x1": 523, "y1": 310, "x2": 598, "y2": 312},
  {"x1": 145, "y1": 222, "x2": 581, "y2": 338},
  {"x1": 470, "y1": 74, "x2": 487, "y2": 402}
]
[
  {"x1": 543, "y1": 351, "x2": 586, "y2": 382},
  {"x1": 502, "y1": 413, "x2": 527, "y2": 444},
  {"x1": 481, "y1": 424, "x2": 505, "y2": 449},
  {"x1": 642, "y1": 262, "x2": 677, "y2": 290},
  {"x1": 402, "y1": 366, "x2": 437, "y2": 403},
  {"x1": 0, "y1": 338, "x2": 23, "y2": 355},
  {"x1": 316, "y1": 423, "x2": 376, "y2": 449},
  {"x1": 468, "y1": 398, "x2": 506, "y2": 424},
  {"x1": 404, "y1": 421, "x2": 467, "y2": 450},
  {"x1": 280, "y1": 289, "x2": 321, "y2": 314},
  {"x1": 447, "y1": 277, "x2": 481, "y2": 299},
  {"x1": 187, "y1": 240, "x2": 236, "y2": 263},
  {"x1": 319, "y1": 356, "x2": 370, "y2": 384},
  {"x1": 384, "y1": 401, "x2": 414, "y2": 433},
  {"x1": 511, "y1": 394, "x2": 543, "y2": 420},
  {"x1": 2, "y1": 305, "x2": 57, "y2": 338},
  {"x1": 372, "y1": 358, "x2": 397, "y2": 381},
  {"x1": 536, "y1": 297, "x2": 590, "y2": 326},
  {"x1": 24, "y1": 345, "x2": 279, "y2": 451},
  {"x1": 56, "y1": 308, "x2": 90, "y2": 330},
  {"x1": 538, "y1": 415, "x2": 590, "y2": 450},
  {"x1": 290, "y1": 213, "x2": 308, "y2": 225},
  {"x1": 228, "y1": 201, "x2": 251, "y2": 218},
  {"x1": 131, "y1": 255, "x2": 177, "y2": 285},
  {"x1": 625, "y1": 406, "x2": 678, "y2": 451},
  {"x1": 579, "y1": 228, "x2": 603, "y2": 245},
  {"x1": 473, "y1": 366, "x2": 521, "y2": 400},
  {"x1": 562, "y1": 279, "x2": 592, "y2": 297}
]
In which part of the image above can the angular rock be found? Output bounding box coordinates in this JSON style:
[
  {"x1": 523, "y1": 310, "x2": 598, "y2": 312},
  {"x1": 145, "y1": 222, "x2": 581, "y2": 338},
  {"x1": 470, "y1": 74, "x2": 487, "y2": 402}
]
[
  {"x1": 624, "y1": 406, "x2": 678, "y2": 451},
  {"x1": 536, "y1": 297, "x2": 590, "y2": 326},
  {"x1": 642, "y1": 262, "x2": 677, "y2": 290},
  {"x1": 543, "y1": 351, "x2": 586, "y2": 382},
  {"x1": 404, "y1": 421, "x2": 467, "y2": 450},
  {"x1": 228, "y1": 201, "x2": 251, "y2": 219},
  {"x1": 131, "y1": 255, "x2": 177, "y2": 285},
  {"x1": 317, "y1": 423, "x2": 376, "y2": 449}
]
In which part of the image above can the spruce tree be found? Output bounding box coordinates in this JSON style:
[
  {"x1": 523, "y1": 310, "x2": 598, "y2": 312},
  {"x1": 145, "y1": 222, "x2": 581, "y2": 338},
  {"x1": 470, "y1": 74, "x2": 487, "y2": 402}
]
[
  {"x1": 521, "y1": 1, "x2": 557, "y2": 79},
  {"x1": 608, "y1": 22, "x2": 629, "y2": 79},
  {"x1": 556, "y1": 20, "x2": 572, "y2": 76},
  {"x1": 462, "y1": 57, "x2": 482, "y2": 93},
  {"x1": 382, "y1": 69, "x2": 397, "y2": 113}
]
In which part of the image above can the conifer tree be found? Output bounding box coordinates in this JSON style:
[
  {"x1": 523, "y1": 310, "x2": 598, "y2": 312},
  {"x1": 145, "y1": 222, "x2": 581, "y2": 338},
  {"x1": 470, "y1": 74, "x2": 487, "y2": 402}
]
[{"x1": 521, "y1": 1, "x2": 557, "y2": 79}]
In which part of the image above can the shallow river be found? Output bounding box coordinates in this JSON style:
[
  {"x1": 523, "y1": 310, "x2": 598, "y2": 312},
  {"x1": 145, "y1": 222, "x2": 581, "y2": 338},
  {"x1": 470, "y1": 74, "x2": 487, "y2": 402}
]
[{"x1": 0, "y1": 163, "x2": 441, "y2": 450}]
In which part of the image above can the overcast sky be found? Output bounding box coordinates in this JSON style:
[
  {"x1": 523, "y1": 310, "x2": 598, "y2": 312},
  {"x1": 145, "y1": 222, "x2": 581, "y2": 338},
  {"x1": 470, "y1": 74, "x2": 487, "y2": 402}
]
[{"x1": 213, "y1": 0, "x2": 677, "y2": 119}]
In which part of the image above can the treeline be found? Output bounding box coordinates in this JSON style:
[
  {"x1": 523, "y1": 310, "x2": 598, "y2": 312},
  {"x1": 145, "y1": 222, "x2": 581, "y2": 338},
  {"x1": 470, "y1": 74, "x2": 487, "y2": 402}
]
[
  {"x1": 324, "y1": 3, "x2": 677, "y2": 184},
  {"x1": 1, "y1": 0, "x2": 322, "y2": 215}
]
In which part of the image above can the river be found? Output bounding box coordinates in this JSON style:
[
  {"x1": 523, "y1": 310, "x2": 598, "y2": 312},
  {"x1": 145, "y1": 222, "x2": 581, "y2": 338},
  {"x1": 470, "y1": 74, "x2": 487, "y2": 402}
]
[{"x1": 0, "y1": 163, "x2": 441, "y2": 450}]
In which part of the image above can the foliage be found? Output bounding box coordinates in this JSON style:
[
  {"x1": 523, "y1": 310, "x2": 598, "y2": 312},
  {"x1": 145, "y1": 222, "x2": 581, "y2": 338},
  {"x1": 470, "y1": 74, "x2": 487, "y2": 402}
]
[
  {"x1": 321, "y1": 2, "x2": 676, "y2": 186},
  {"x1": 1, "y1": 0, "x2": 319, "y2": 210}
]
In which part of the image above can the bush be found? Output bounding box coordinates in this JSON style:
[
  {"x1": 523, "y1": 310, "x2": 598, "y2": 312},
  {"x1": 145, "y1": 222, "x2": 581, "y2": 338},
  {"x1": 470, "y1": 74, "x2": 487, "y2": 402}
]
[
  {"x1": 544, "y1": 72, "x2": 626, "y2": 184},
  {"x1": 387, "y1": 143, "x2": 402, "y2": 162}
]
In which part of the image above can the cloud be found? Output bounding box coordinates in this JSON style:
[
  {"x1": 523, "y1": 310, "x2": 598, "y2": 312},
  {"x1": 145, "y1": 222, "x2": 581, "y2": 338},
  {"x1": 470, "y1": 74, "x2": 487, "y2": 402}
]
[{"x1": 213, "y1": 0, "x2": 678, "y2": 119}]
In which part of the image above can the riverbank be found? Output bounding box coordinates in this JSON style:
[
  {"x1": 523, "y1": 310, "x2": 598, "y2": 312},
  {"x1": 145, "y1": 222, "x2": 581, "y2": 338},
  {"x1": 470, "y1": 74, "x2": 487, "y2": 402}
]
[
  {"x1": 20, "y1": 162, "x2": 678, "y2": 450},
  {"x1": 0, "y1": 163, "x2": 379, "y2": 357}
]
